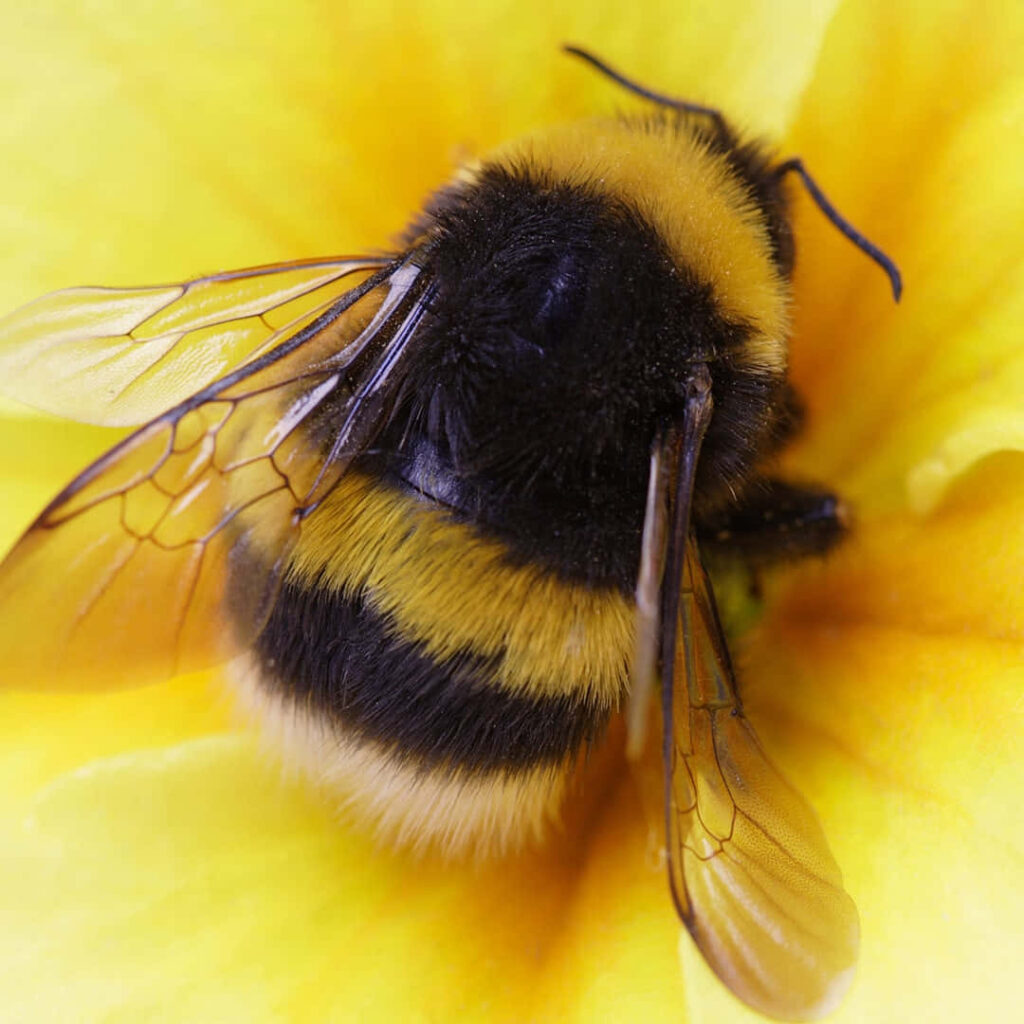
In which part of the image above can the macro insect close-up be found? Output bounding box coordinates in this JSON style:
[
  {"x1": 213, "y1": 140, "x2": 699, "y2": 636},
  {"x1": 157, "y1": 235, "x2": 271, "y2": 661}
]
[{"x1": 0, "y1": 3, "x2": 1021, "y2": 1023}]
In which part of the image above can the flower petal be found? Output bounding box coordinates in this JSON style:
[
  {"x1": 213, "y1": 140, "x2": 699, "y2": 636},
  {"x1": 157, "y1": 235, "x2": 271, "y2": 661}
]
[
  {"x1": 1, "y1": 1, "x2": 1020, "y2": 1022},
  {"x1": 0, "y1": 0, "x2": 837, "y2": 312},
  {"x1": 768, "y1": 456, "x2": 1024, "y2": 644},
  {"x1": 730, "y1": 460, "x2": 1024, "y2": 1022},
  {"x1": 0, "y1": 733, "x2": 685, "y2": 1022},
  {"x1": 738, "y1": 618, "x2": 1023, "y2": 1022},
  {"x1": 779, "y1": 0, "x2": 1024, "y2": 512}
]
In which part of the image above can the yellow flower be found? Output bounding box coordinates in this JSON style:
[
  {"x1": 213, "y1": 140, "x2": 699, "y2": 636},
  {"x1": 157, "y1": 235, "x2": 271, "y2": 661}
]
[{"x1": 0, "y1": 1, "x2": 1021, "y2": 1021}]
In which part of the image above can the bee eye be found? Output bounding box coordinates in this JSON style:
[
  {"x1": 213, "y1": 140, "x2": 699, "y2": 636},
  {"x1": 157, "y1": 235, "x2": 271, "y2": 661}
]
[{"x1": 526, "y1": 250, "x2": 588, "y2": 348}]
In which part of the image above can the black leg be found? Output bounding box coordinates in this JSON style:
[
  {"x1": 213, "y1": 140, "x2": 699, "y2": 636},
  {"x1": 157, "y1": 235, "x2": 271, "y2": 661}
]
[{"x1": 697, "y1": 477, "x2": 848, "y2": 566}]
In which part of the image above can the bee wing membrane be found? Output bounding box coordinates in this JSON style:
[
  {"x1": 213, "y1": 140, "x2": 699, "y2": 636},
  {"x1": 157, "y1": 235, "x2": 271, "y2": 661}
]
[
  {"x1": 667, "y1": 537, "x2": 860, "y2": 1021},
  {"x1": 0, "y1": 259, "x2": 430, "y2": 691},
  {"x1": 0, "y1": 256, "x2": 388, "y2": 426},
  {"x1": 629, "y1": 376, "x2": 859, "y2": 1021}
]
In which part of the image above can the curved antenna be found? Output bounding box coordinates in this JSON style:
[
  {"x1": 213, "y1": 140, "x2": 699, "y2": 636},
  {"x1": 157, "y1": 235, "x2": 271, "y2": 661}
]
[
  {"x1": 775, "y1": 158, "x2": 903, "y2": 302},
  {"x1": 563, "y1": 44, "x2": 903, "y2": 304},
  {"x1": 562, "y1": 44, "x2": 728, "y2": 137}
]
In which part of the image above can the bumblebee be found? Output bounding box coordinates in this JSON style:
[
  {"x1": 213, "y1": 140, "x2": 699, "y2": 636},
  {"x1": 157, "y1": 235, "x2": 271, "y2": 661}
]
[{"x1": 0, "y1": 48, "x2": 900, "y2": 1021}]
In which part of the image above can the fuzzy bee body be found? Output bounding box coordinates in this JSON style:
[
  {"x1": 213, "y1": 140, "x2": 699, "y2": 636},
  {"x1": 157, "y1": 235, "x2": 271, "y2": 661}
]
[
  {"x1": 240, "y1": 115, "x2": 794, "y2": 853},
  {"x1": 0, "y1": 51, "x2": 901, "y2": 1020},
  {"x1": 243, "y1": 470, "x2": 631, "y2": 853}
]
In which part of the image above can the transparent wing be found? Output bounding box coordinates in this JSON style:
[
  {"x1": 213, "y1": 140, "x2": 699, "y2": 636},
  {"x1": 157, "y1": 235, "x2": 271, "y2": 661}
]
[
  {"x1": 666, "y1": 535, "x2": 860, "y2": 1020},
  {"x1": 0, "y1": 256, "x2": 388, "y2": 425},
  {"x1": 627, "y1": 370, "x2": 859, "y2": 1020},
  {"x1": 0, "y1": 259, "x2": 431, "y2": 690}
]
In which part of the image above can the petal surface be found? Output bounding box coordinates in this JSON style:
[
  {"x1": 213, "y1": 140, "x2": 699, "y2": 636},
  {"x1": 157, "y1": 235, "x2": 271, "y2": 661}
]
[
  {"x1": 0, "y1": 0, "x2": 837, "y2": 311},
  {"x1": 0, "y1": 0, "x2": 1021, "y2": 1021},
  {"x1": 0, "y1": 732, "x2": 683, "y2": 1023},
  {"x1": 781, "y1": 0, "x2": 1024, "y2": 512}
]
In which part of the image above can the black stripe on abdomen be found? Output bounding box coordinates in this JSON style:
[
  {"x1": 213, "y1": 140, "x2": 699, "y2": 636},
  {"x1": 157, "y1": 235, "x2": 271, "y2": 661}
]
[{"x1": 254, "y1": 577, "x2": 611, "y2": 774}]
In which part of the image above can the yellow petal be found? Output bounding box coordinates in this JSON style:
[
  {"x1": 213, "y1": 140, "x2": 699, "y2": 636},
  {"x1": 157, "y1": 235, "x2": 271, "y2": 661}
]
[
  {"x1": 739, "y1": 621, "x2": 1023, "y2": 1023},
  {"x1": 781, "y1": 0, "x2": 1024, "y2": 512},
  {"x1": 733, "y1": 466, "x2": 1024, "y2": 1021},
  {"x1": 0, "y1": 0, "x2": 835, "y2": 311},
  {"x1": 768, "y1": 456, "x2": 1024, "y2": 644},
  {"x1": 0, "y1": 733, "x2": 677, "y2": 1021},
  {"x1": 1, "y1": 0, "x2": 1021, "y2": 1021}
]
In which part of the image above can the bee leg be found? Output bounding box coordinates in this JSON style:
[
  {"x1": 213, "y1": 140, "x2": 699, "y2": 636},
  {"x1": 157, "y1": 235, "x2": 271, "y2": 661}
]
[{"x1": 697, "y1": 477, "x2": 848, "y2": 566}]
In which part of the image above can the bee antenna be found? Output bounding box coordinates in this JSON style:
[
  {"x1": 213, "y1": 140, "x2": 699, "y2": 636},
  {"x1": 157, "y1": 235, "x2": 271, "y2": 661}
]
[
  {"x1": 775, "y1": 157, "x2": 902, "y2": 302},
  {"x1": 562, "y1": 45, "x2": 729, "y2": 138}
]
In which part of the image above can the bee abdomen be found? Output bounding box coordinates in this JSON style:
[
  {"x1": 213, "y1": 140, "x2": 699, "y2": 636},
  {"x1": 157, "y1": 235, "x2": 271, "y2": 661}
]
[
  {"x1": 254, "y1": 578, "x2": 612, "y2": 774},
  {"x1": 230, "y1": 471, "x2": 632, "y2": 855},
  {"x1": 235, "y1": 573, "x2": 617, "y2": 856}
]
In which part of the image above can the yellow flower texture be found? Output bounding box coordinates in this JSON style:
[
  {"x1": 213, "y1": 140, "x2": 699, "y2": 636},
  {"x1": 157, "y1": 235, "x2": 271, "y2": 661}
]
[{"x1": 0, "y1": 0, "x2": 1021, "y2": 1021}]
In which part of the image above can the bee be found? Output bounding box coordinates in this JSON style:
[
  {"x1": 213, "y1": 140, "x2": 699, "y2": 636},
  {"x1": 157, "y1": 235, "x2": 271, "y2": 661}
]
[{"x1": 0, "y1": 47, "x2": 900, "y2": 1021}]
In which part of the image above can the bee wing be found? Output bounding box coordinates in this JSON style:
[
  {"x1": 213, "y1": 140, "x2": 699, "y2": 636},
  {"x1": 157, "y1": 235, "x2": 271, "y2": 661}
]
[
  {"x1": 0, "y1": 256, "x2": 389, "y2": 425},
  {"x1": 666, "y1": 537, "x2": 859, "y2": 1020},
  {"x1": 0, "y1": 258, "x2": 432, "y2": 690},
  {"x1": 629, "y1": 368, "x2": 859, "y2": 1020}
]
